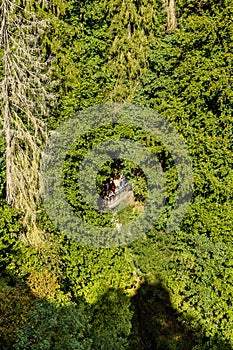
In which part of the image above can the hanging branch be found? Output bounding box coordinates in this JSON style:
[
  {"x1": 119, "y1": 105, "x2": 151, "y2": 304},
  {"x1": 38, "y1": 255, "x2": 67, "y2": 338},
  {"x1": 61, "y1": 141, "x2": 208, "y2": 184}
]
[{"x1": 0, "y1": 0, "x2": 55, "y2": 240}]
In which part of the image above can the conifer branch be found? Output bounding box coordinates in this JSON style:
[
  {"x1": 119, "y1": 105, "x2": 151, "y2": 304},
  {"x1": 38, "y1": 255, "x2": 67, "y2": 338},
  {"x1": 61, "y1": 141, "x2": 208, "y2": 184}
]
[{"x1": 0, "y1": 0, "x2": 55, "y2": 241}]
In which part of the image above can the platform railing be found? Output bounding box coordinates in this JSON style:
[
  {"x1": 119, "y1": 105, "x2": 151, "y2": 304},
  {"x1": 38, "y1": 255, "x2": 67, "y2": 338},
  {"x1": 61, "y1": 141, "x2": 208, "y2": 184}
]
[{"x1": 100, "y1": 183, "x2": 133, "y2": 209}]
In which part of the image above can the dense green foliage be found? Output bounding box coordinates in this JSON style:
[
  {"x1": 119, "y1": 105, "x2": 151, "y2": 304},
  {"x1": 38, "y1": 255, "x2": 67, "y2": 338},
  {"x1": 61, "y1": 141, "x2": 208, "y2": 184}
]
[{"x1": 0, "y1": 0, "x2": 232, "y2": 349}]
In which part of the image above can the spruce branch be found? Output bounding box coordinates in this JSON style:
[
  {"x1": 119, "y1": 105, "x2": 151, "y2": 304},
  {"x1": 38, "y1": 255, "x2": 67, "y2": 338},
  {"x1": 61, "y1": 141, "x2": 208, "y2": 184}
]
[{"x1": 0, "y1": 0, "x2": 56, "y2": 240}]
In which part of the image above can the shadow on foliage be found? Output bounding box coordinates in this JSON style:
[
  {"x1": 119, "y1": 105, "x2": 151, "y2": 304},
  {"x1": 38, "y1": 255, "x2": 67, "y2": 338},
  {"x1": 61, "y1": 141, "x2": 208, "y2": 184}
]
[
  {"x1": 130, "y1": 281, "x2": 232, "y2": 350},
  {"x1": 0, "y1": 276, "x2": 232, "y2": 350},
  {"x1": 0, "y1": 278, "x2": 132, "y2": 350},
  {"x1": 0, "y1": 277, "x2": 36, "y2": 349}
]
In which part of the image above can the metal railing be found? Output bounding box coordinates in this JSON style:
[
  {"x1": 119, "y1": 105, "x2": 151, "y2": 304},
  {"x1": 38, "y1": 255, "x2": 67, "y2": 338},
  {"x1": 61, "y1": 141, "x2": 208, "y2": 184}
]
[{"x1": 100, "y1": 183, "x2": 133, "y2": 209}]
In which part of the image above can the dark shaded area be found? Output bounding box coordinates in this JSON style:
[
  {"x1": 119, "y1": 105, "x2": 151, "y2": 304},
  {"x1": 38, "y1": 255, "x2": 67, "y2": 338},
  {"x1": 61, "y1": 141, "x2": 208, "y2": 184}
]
[
  {"x1": 0, "y1": 276, "x2": 232, "y2": 350},
  {"x1": 0, "y1": 269, "x2": 132, "y2": 350},
  {"x1": 0, "y1": 277, "x2": 36, "y2": 349},
  {"x1": 130, "y1": 281, "x2": 232, "y2": 350}
]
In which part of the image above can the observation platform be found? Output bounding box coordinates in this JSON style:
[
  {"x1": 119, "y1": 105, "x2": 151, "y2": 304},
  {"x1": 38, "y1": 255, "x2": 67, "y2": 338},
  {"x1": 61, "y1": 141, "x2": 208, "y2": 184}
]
[{"x1": 99, "y1": 184, "x2": 133, "y2": 210}]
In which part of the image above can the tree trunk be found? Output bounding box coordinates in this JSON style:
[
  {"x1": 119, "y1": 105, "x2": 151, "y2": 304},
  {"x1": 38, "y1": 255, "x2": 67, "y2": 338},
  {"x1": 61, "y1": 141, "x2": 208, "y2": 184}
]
[
  {"x1": 2, "y1": 0, "x2": 13, "y2": 205},
  {"x1": 164, "y1": 0, "x2": 177, "y2": 33}
]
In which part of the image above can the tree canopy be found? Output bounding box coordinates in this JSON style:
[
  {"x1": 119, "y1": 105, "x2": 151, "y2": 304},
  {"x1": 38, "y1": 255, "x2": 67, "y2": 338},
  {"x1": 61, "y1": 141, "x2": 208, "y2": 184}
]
[{"x1": 0, "y1": 0, "x2": 232, "y2": 349}]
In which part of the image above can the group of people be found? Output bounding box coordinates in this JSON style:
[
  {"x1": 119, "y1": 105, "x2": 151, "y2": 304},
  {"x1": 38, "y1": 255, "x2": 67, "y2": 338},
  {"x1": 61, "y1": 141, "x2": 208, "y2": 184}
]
[{"x1": 100, "y1": 174, "x2": 127, "y2": 200}]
